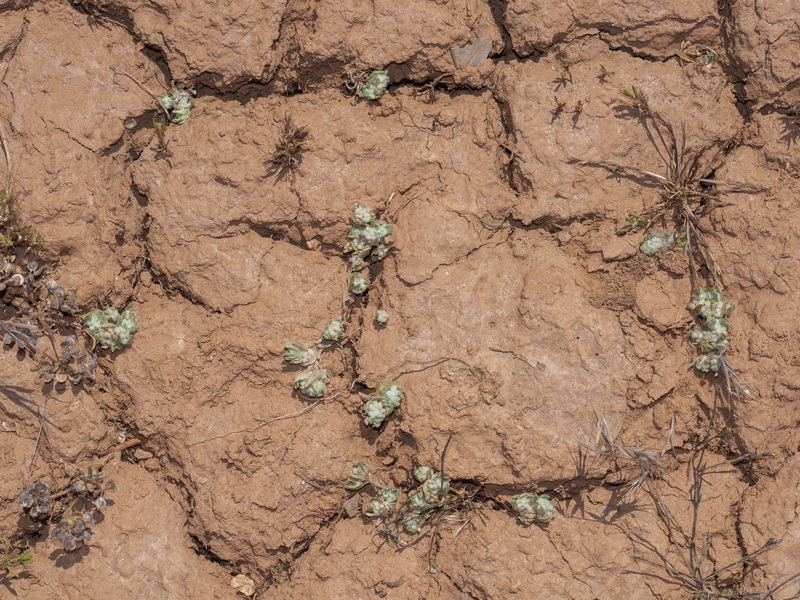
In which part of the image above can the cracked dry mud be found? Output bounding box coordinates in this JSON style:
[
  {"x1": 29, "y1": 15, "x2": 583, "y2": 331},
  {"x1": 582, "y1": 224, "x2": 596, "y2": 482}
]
[{"x1": 1, "y1": 0, "x2": 799, "y2": 598}]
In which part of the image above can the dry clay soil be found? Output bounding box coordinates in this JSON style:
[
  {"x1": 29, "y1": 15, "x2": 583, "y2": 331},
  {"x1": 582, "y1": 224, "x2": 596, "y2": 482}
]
[{"x1": 1, "y1": 0, "x2": 799, "y2": 598}]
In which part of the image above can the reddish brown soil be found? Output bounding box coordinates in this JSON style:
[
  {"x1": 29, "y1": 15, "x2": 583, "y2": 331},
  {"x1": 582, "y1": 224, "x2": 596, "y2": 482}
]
[{"x1": 1, "y1": 0, "x2": 799, "y2": 598}]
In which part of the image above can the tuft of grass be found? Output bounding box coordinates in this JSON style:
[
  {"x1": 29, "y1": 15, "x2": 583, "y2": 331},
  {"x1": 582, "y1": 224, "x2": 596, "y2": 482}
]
[
  {"x1": 1, "y1": 540, "x2": 31, "y2": 579},
  {"x1": 628, "y1": 390, "x2": 792, "y2": 599},
  {"x1": 269, "y1": 116, "x2": 309, "y2": 175},
  {"x1": 579, "y1": 414, "x2": 673, "y2": 497},
  {"x1": 586, "y1": 87, "x2": 769, "y2": 285}
]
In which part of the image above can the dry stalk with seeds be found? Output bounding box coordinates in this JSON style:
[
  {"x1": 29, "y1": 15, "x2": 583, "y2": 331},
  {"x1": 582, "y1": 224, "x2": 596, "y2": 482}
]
[
  {"x1": 629, "y1": 390, "x2": 794, "y2": 599},
  {"x1": 579, "y1": 414, "x2": 674, "y2": 497}
]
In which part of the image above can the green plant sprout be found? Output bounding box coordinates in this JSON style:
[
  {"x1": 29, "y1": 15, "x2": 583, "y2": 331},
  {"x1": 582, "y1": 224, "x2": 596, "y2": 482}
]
[
  {"x1": 355, "y1": 464, "x2": 457, "y2": 533},
  {"x1": 363, "y1": 382, "x2": 403, "y2": 428},
  {"x1": 345, "y1": 462, "x2": 372, "y2": 490},
  {"x1": 678, "y1": 41, "x2": 718, "y2": 71},
  {"x1": 348, "y1": 272, "x2": 369, "y2": 295},
  {"x1": 293, "y1": 366, "x2": 330, "y2": 398},
  {"x1": 552, "y1": 96, "x2": 568, "y2": 121},
  {"x1": 284, "y1": 341, "x2": 318, "y2": 366},
  {"x1": 1, "y1": 541, "x2": 31, "y2": 578},
  {"x1": 375, "y1": 309, "x2": 389, "y2": 324},
  {"x1": 153, "y1": 118, "x2": 170, "y2": 154},
  {"x1": 158, "y1": 86, "x2": 195, "y2": 124},
  {"x1": 344, "y1": 203, "x2": 394, "y2": 295},
  {"x1": 511, "y1": 493, "x2": 556, "y2": 524},
  {"x1": 401, "y1": 467, "x2": 453, "y2": 533},
  {"x1": 0, "y1": 191, "x2": 40, "y2": 258},
  {"x1": 84, "y1": 306, "x2": 139, "y2": 351}
]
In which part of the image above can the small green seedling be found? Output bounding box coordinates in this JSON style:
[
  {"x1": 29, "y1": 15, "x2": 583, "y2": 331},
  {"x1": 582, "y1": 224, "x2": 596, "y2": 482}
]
[
  {"x1": 84, "y1": 305, "x2": 139, "y2": 351},
  {"x1": 375, "y1": 309, "x2": 389, "y2": 324},
  {"x1": 1, "y1": 541, "x2": 32, "y2": 578},
  {"x1": 598, "y1": 65, "x2": 615, "y2": 83},
  {"x1": 511, "y1": 493, "x2": 556, "y2": 524},
  {"x1": 552, "y1": 96, "x2": 568, "y2": 121},
  {"x1": 554, "y1": 55, "x2": 573, "y2": 89},
  {"x1": 284, "y1": 341, "x2": 318, "y2": 366},
  {"x1": 678, "y1": 41, "x2": 717, "y2": 71},
  {"x1": 349, "y1": 272, "x2": 370, "y2": 295},
  {"x1": 158, "y1": 86, "x2": 195, "y2": 124},
  {"x1": 363, "y1": 382, "x2": 403, "y2": 428},
  {"x1": 345, "y1": 462, "x2": 372, "y2": 491},
  {"x1": 401, "y1": 467, "x2": 452, "y2": 533}
]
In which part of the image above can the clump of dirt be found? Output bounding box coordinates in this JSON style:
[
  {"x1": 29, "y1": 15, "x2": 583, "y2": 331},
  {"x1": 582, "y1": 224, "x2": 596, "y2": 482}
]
[{"x1": 0, "y1": 0, "x2": 798, "y2": 598}]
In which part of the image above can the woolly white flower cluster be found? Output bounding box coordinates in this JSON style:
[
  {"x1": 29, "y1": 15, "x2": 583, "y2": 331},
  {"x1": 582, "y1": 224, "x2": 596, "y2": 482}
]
[
  {"x1": 688, "y1": 288, "x2": 733, "y2": 375},
  {"x1": 84, "y1": 306, "x2": 139, "y2": 352}
]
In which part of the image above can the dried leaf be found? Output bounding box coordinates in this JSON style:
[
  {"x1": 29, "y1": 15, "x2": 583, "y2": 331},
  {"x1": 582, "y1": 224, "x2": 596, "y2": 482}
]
[
  {"x1": 231, "y1": 574, "x2": 255, "y2": 597},
  {"x1": 343, "y1": 493, "x2": 361, "y2": 518},
  {"x1": 451, "y1": 33, "x2": 492, "y2": 69}
]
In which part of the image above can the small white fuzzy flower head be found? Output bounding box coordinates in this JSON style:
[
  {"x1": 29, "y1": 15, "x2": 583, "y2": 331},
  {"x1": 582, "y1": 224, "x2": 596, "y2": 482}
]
[
  {"x1": 377, "y1": 382, "x2": 403, "y2": 408},
  {"x1": 695, "y1": 354, "x2": 723, "y2": 375},
  {"x1": 352, "y1": 204, "x2": 375, "y2": 226},
  {"x1": 294, "y1": 367, "x2": 330, "y2": 398},
  {"x1": 413, "y1": 465, "x2": 434, "y2": 483},
  {"x1": 84, "y1": 305, "x2": 139, "y2": 352},
  {"x1": 357, "y1": 71, "x2": 390, "y2": 100},
  {"x1": 512, "y1": 493, "x2": 556, "y2": 524},
  {"x1": 284, "y1": 341, "x2": 318, "y2": 366},
  {"x1": 365, "y1": 486, "x2": 399, "y2": 518},
  {"x1": 375, "y1": 309, "x2": 389, "y2": 324},
  {"x1": 158, "y1": 87, "x2": 195, "y2": 124},
  {"x1": 639, "y1": 229, "x2": 676, "y2": 256},
  {"x1": 349, "y1": 272, "x2": 369, "y2": 295},
  {"x1": 322, "y1": 320, "x2": 344, "y2": 341}
]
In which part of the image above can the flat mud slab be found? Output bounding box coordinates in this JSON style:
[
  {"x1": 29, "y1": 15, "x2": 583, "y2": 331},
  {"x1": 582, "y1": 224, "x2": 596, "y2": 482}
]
[{"x1": 0, "y1": 1, "x2": 798, "y2": 598}]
